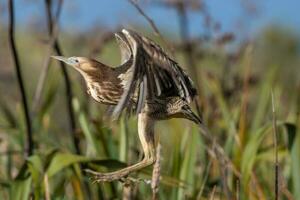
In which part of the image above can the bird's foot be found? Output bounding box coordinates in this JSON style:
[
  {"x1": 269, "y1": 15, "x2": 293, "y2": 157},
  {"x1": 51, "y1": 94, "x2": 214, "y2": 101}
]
[
  {"x1": 85, "y1": 169, "x2": 151, "y2": 185},
  {"x1": 85, "y1": 169, "x2": 131, "y2": 182}
]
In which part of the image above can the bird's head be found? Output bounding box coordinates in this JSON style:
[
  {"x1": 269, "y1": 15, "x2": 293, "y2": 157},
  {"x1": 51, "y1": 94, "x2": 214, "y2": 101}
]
[
  {"x1": 51, "y1": 56, "x2": 99, "y2": 74},
  {"x1": 166, "y1": 98, "x2": 202, "y2": 125}
]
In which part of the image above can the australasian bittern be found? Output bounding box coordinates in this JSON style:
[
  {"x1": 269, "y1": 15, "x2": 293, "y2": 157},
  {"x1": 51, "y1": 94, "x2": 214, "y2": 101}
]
[{"x1": 52, "y1": 29, "x2": 205, "y2": 182}]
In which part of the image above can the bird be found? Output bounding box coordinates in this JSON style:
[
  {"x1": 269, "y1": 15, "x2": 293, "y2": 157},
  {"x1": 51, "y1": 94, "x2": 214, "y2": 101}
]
[{"x1": 52, "y1": 29, "x2": 203, "y2": 182}]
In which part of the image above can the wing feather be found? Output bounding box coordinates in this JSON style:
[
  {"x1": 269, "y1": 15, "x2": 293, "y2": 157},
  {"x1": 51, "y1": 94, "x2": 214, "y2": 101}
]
[
  {"x1": 112, "y1": 43, "x2": 139, "y2": 119},
  {"x1": 113, "y1": 29, "x2": 197, "y2": 119},
  {"x1": 136, "y1": 75, "x2": 147, "y2": 114}
]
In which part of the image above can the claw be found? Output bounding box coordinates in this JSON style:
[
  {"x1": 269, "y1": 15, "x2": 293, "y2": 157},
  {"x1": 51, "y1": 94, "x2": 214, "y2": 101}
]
[
  {"x1": 85, "y1": 169, "x2": 131, "y2": 182},
  {"x1": 86, "y1": 168, "x2": 152, "y2": 186}
]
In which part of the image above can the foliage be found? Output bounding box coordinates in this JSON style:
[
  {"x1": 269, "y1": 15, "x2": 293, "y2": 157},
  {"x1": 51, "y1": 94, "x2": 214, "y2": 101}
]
[{"x1": 0, "y1": 15, "x2": 299, "y2": 200}]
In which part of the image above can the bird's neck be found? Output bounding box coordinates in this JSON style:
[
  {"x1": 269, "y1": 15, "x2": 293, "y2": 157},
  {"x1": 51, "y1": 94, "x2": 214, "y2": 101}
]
[
  {"x1": 82, "y1": 63, "x2": 123, "y2": 105},
  {"x1": 81, "y1": 63, "x2": 122, "y2": 91},
  {"x1": 80, "y1": 61, "x2": 114, "y2": 83}
]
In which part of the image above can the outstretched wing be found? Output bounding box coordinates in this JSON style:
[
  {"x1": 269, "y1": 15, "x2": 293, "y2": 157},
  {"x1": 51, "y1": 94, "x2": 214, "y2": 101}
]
[{"x1": 112, "y1": 29, "x2": 197, "y2": 119}]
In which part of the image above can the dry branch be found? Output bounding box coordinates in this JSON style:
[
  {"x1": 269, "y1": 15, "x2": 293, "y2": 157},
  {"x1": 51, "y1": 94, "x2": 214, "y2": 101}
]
[{"x1": 128, "y1": 0, "x2": 174, "y2": 55}]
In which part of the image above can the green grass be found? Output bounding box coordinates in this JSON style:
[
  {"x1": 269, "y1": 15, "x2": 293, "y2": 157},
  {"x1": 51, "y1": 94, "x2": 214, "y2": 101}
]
[{"x1": 0, "y1": 26, "x2": 299, "y2": 199}]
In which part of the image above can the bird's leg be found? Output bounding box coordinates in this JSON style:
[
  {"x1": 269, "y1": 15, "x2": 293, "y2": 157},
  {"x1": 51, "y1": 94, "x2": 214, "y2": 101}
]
[{"x1": 89, "y1": 113, "x2": 156, "y2": 182}]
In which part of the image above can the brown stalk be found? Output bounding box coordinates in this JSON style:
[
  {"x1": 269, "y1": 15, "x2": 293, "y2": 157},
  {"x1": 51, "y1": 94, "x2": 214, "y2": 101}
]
[
  {"x1": 236, "y1": 178, "x2": 240, "y2": 200},
  {"x1": 209, "y1": 185, "x2": 216, "y2": 200},
  {"x1": 32, "y1": 1, "x2": 62, "y2": 113},
  {"x1": 8, "y1": 0, "x2": 33, "y2": 156},
  {"x1": 128, "y1": 0, "x2": 174, "y2": 55},
  {"x1": 271, "y1": 90, "x2": 279, "y2": 200},
  {"x1": 250, "y1": 172, "x2": 266, "y2": 199}
]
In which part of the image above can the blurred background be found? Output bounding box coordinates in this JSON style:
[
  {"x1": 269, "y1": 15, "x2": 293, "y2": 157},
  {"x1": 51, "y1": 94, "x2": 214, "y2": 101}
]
[{"x1": 0, "y1": 0, "x2": 299, "y2": 199}]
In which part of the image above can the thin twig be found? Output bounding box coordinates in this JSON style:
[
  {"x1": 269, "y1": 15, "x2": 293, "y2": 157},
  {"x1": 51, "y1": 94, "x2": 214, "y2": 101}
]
[
  {"x1": 236, "y1": 178, "x2": 240, "y2": 200},
  {"x1": 271, "y1": 90, "x2": 279, "y2": 200},
  {"x1": 197, "y1": 159, "x2": 212, "y2": 199},
  {"x1": 32, "y1": 26, "x2": 59, "y2": 113},
  {"x1": 8, "y1": 0, "x2": 33, "y2": 156},
  {"x1": 45, "y1": 0, "x2": 81, "y2": 155},
  {"x1": 209, "y1": 185, "x2": 216, "y2": 200},
  {"x1": 128, "y1": 0, "x2": 174, "y2": 55},
  {"x1": 219, "y1": 157, "x2": 232, "y2": 199},
  {"x1": 199, "y1": 125, "x2": 241, "y2": 178},
  {"x1": 32, "y1": 1, "x2": 62, "y2": 113},
  {"x1": 250, "y1": 172, "x2": 266, "y2": 199}
]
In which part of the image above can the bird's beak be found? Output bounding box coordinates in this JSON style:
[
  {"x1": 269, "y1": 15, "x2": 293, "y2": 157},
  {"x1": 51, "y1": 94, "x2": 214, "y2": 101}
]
[
  {"x1": 51, "y1": 56, "x2": 72, "y2": 65},
  {"x1": 182, "y1": 106, "x2": 202, "y2": 125}
]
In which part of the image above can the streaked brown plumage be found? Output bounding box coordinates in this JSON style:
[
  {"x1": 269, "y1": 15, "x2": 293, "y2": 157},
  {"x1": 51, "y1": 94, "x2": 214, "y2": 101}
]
[{"x1": 52, "y1": 29, "x2": 202, "y2": 182}]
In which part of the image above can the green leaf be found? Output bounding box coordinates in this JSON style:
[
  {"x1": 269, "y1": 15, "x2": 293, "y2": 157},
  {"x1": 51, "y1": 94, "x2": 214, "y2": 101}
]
[
  {"x1": 10, "y1": 177, "x2": 32, "y2": 200},
  {"x1": 241, "y1": 124, "x2": 271, "y2": 185},
  {"x1": 38, "y1": 79, "x2": 59, "y2": 117},
  {"x1": 290, "y1": 124, "x2": 300, "y2": 199},
  {"x1": 46, "y1": 153, "x2": 91, "y2": 177},
  {"x1": 73, "y1": 98, "x2": 101, "y2": 155},
  {"x1": 27, "y1": 154, "x2": 43, "y2": 198},
  {"x1": 205, "y1": 77, "x2": 238, "y2": 154},
  {"x1": 45, "y1": 152, "x2": 126, "y2": 177},
  {"x1": 177, "y1": 127, "x2": 198, "y2": 199},
  {"x1": 27, "y1": 155, "x2": 43, "y2": 182},
  {"x1": 10, "y1": 162, "x2": 32, "y2": 200},
  {"x1": 250, "y1": 67, "x2": 277, "y2": 132}
]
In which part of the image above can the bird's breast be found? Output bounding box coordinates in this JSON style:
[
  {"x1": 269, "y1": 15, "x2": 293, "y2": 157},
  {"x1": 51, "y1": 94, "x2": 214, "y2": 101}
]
[{"x1": 87, "y1": 82, "x2": 122, "y2": 105}]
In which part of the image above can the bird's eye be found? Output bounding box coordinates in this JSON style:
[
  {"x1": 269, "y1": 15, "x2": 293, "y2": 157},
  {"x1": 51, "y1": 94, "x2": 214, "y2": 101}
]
[{"x1": 75, "y1": 59, "x2": 79, "y2": 63}]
